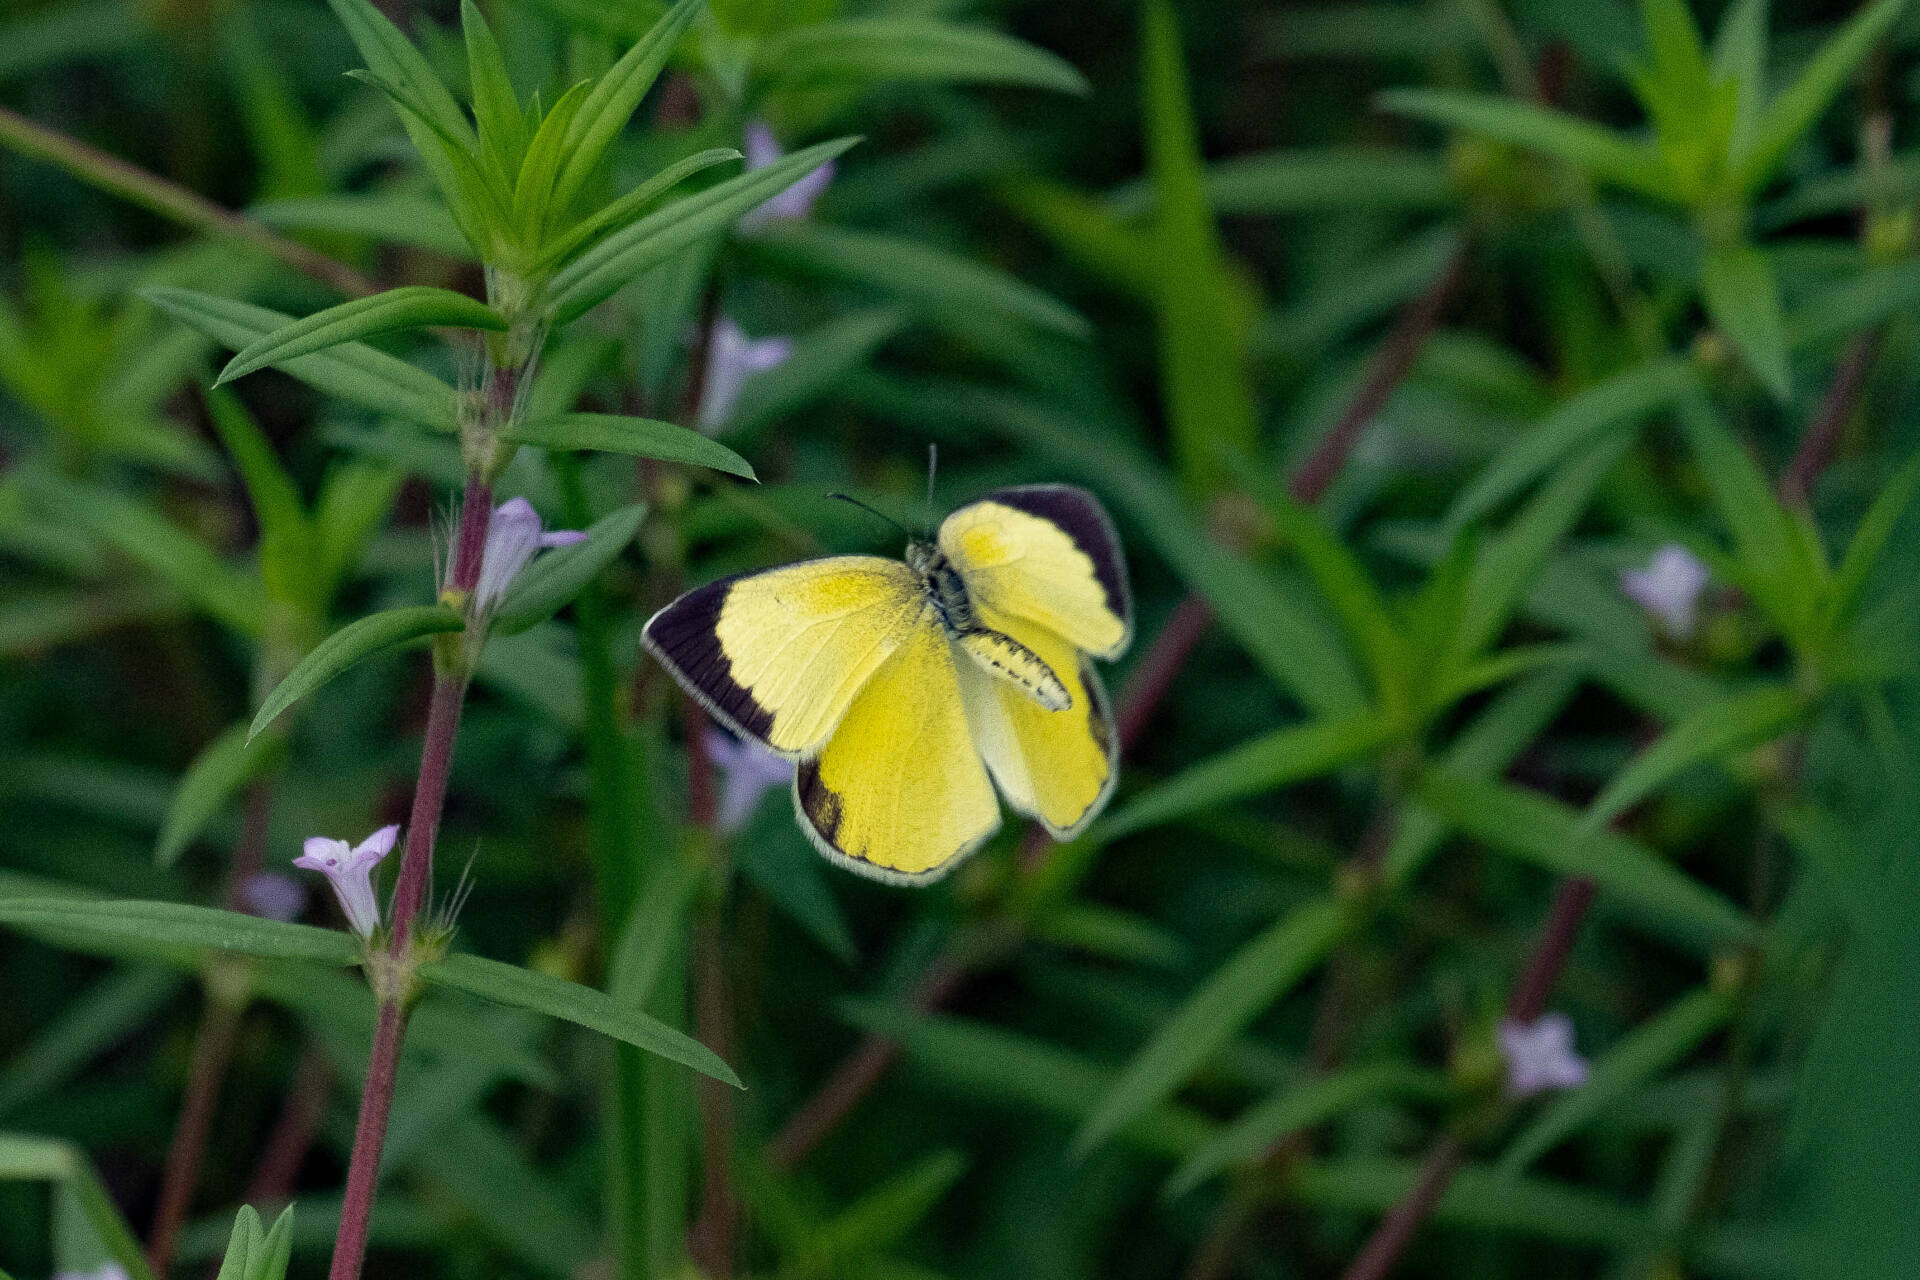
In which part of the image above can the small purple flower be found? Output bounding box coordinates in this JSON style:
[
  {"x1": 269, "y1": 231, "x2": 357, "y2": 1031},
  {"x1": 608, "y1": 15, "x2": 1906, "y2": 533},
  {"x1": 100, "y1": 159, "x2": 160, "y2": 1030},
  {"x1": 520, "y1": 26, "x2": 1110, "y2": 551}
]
[
  {"x1": 472, "y1": 497, "x2": 587, "y2": 614},
  {"x1": 293, "y1": 825, "x2": 399, "y2": 940},
  {"x1": 1620, "y1": 543, "x2": 1711, "y2": 642},
  {"x1": 738, "y1": 120, "x2": 834, "y2": 231},
  {"x1": 237, "y1": 871, "x2": 308, "y2": 922},
  {"x1": 708, "y1": 731, "x2": 793, "y2": 835},
  {"x1": 1497, "y1": 1012, "x2": 1590, "y2": 1099},
  {"x1": 698, "y1": 317, "x2": 793, "y2": 434}
]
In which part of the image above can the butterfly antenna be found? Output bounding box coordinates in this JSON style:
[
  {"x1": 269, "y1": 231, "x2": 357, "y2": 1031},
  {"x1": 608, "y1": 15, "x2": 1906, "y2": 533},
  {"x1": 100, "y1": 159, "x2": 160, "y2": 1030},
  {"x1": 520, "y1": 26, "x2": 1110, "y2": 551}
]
[
  {"x1": 924, "y1": 444, "x2": 939, "y2": 535},
  {"x1": 826, "y1": 492, "x2": 913, "y2": 539}
]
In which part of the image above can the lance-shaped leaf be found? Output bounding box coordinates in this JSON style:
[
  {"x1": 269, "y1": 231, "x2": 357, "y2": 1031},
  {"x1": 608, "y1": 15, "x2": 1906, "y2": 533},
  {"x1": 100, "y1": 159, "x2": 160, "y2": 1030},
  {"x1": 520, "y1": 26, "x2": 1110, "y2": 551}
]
[
  {"x1": 1108, "y1": 147, "x2": 1452, "y2": 218},
  {"x1": 1500, "y1": 986, "x2": 1733, "y2": 1174},
  {"x1": 253, "y1": 193, "x2": 474, "y2": 258},
  {"x1": 250, "y1": 605, "x2": 464, "y2": 741},
  {"x1": 216, "y1": 287, "x2": 505, "y2": 386},
  {"x1": 1094, "y1": 713, "x2": 1392, "y2": 843},
  {"x1": 418, "y1": 951, "x2": 740, "y2": 1086},
  {"x1": 155, "y1": 723, "x2": 285, "y2": 867},
  {"x1": 492, "y1": 502, "x2": 646, "y2": 637},
  {"x1": 1378, "y1": 88, "x2": 1677, "y2": 200},
  {"x1": 1167, "y1": 1064, "x2": 1453, "y2": 1198},
  {"x1": 0, "y1": 898, "x2": 359, "y2": 966},
  {"x1": 1582, "y1": 683, "x2": 1808, "y2": 830},
  {"x1": 1416, "y1": 768, "x2": 1756, "y2": 949},
  {"x1": 752, "y1": 223, "x2": 1089, "y2": 339},
  {"x1": 503, "y1": 413, "x2": 754, "y2": 476},
  {"x1": 1829, "y1": 450, "x2": 1920, "y2": 625},
  {"x1": 211, "y1": 1205, "x2": 295, "y2": 1280},
  {"x1": 551, "y1": 0, "x2": 705, "y2": 213},
  {"x1": 1075, "y1": 898, "x2": 1351, "y2": 1154},
  {"x1": 548, "y1": 138, "x2": 861, "y2": 323},
  {"x1": 1732, "y1": 0, "x2": 1909, "y2": 194},
  {"x1": 0, "y1": 1135, "x2": 158, "y2": 1280},
  {"x1": 754, "y1": 18, "x2": 1089, "y2": 94},
  {"x1": 143, "y1": 288, "x2": 460, "y2": 430},
  {"x1": 461, "y1": 0, "x2": 525, "y2": 181},
  {"x1": 537, "y1": 146, "x2": 743, "y2": 271},
  {"x1": 1701, "y1": 243, "x2": 1791, "y2": 401}
]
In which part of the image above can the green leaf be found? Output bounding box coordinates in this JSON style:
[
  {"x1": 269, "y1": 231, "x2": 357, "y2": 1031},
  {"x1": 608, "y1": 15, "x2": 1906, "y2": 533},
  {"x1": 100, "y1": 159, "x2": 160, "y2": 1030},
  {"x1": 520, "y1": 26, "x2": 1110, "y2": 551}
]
[
  {"x1": 1075, "y1": 898, "x2": 1350, "y2": 1153},
  {"x1": 809, "y1": 1150, "x2": 968, "y2": 1263},
  {"x1": 215, "y1": 286, "x2": 504, "y2": 386},
  {"x1": 1378, "y1": 88, "x2": 1676, "y2": 200},
  {"x1": 1733, "y1": 0, "x2": 1908, "y2": 193},
  {"x1": 537, "y1": 146, "x2": 743, "y2": 271},
  {"x1": 0, "y1": 898, "x2": 359, "y2": 966},
  {"x1": 1711, "y1": 0, "x2": 1768, "y2": 159},
  {"x1": 327, "y1": 0, "x2": 474, "y2": 150},
  {"x1": 548, "y1": 137, "x2": 860, "y2": 323},
  {"x1": 509, "y1": 80, "x2": 593, "y2": 243},
  {"x1": 753, "y1": 223, "x2": 1089, "y2": 339},
  {"x1": 213, "y1": 1205, "x2": 295, "y2": 1280},
  {"x1": 504, "y1": 413, "x2": 754, "y2": 477},
  {"x1": 1144, "y1": 0, "x2": 1256, "y2": 490},
  {"x1": 312, "y1": 460, "x2": 405, "y2": 596},
  {"x1": 1583, "y1": 683, "x2": 1808, "y2": 829},
  {"x1": 1788, "y1": 258, "x2": 1920, "y2": 350},
  {"x1": 249, "y1": 605, "x2": 464, "y2": 741},
  {"x1": 1292, "y1": 1158, "x2": 1649, "y2": 1248},
  {"x1": 417, "y1": 951, "x2": 740, "y2": 1086},
  {"x1": 204, "y1": 387, "x2": 315, "y2": 606},
  {"x1": 1166, "y1": 1064, "x2": 1452, "y2": 1198},
  {"x1": 0, "y1": 1135, "x2": 158, "y2": 1280},
  {"x1": 1829, "y1": 451, "x2": 1920, "y2": 624},
  {"x1": 492, "y1": 502, "x2": 645, "y2": 636},
  {"x1": 1415, "y1": 768, "x2": 1756, "y2": 948},
  {"x1": 252, "y1": 193, "x2": 474, "y2": 259},
  {"x1": 155, "y1": 723, "x2": 283, "y2": 867},
  {"x1": 0, "y1": 967, "x2": 182, "y2": 1117},
  {"x1": 754, "y1": 19, "x2": 1089, "y2": 94},
  {"x1": 1500, "y1": 987, "x2": 1733, "y2": 1174},
  {"x1": 461, "y1": 0, "x2": 526, "y2": 181},
  {"x1": 841, "y1": 1001, "x2": 1216, "y2": 1159},
  {"x1": 1109, "y1": 147, "x2": 1452, "y2": 218},
  {"x1": 551, "y1": 0, "x2": 705, "y2": 215},
  {"x1": 1701, "y1": 243, "x2": 1792, "y2": 401},
  {"x1": 1444, "y1": 359, "x2": 1691, "y2": 537},
  {"x1": 1095, "y1": 713, "x2": 1391, "y2": 843},
  {"x1": 23, "y1": 472, "x2": 266, "y2": 636},
  {"x1": 143, "y1": 288, "x2": 460, "y2": 430},
  {"x1": 1672, "y1": 387, "x2": 1800, "y2": 606}
]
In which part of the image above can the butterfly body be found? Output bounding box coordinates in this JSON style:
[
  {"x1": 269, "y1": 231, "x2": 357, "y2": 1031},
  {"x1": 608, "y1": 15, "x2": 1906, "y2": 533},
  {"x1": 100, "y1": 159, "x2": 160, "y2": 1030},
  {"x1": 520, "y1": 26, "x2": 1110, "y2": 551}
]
[{"x1": 644, "y1": 485, "x2": 1131, "y2": 883}]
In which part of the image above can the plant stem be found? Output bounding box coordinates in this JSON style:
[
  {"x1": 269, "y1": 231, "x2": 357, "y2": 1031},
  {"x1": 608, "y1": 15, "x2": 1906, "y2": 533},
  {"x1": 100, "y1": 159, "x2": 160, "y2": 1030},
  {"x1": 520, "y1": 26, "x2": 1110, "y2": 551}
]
[
  {"x1": 145, "y1": 993, "x2": 243, "y2": 1279},
  {"x1": 326, "y1": 476, "x2": 491, "y2": 1280},
  {"x1": 0, "y1": 105, "x2": 377, "y2": 299},
  {"x1": 1336, "y1": 1135, "x2": 1467, "y2": 1280},
  {"x1": 247, "y1": 1045, "x2": 333, "y2": 1204},
  {"x1": 1780, "y1": 330, "x2": 1881, "y2": 506}
]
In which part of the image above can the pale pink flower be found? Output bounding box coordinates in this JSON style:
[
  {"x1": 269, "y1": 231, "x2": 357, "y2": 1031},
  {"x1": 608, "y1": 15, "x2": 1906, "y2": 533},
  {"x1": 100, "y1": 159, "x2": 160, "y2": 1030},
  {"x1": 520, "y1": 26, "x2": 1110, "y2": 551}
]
[
  {"x1": 238, "y1": 871, "x2": 308, "y2": 922},
  {"x1": 1497, "y1": 1012, "x2": 1590, "y2": 1098},
  {"x1": 293, "y1": 825, "x2": 399, "y2": 940},
  {"x1": 708, "y1": 732, "x2": 792, "y2": 835},
  {"x1": 698, "y1": 318, "x2": 793, "y2": 434},
  {"x1": 472, "y1": 497, "x2": 586, "y2": 614},
  {"x1": 738, "y1": 120, "x2": 834, "y2": 231},
  {"x1": 1620, "y1": 543, "x2": 1711, "y2": 641}
]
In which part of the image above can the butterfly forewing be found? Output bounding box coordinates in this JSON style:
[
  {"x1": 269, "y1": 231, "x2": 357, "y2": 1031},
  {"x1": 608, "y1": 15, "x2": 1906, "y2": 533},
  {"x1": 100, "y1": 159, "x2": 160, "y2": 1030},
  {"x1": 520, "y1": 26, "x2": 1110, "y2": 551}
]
[{"x1": 938, "y1": 485, "x2": 1132, "y2": 660}]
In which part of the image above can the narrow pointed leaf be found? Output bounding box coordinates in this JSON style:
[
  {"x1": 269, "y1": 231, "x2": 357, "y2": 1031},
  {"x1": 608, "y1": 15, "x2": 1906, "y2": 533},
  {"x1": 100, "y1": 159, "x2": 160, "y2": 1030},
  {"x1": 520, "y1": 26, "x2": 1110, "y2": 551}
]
[
  {"x1": 0, "y1": 898, "x2": 359, "y2": 966},
  {"x1": 552, "y1": 0, "x2": 704, "y2": 213},
  {"x1": 327, "y1": 0, "x2": 474, "y2": 148},
  {"x1": 155, "y1": 723, "x2": 284, "y2": 867},
  {"x1": 216, "y1": 287, "x2": 504, "y2": 385},
  {"x1": 249, "y1": 605, "x2": 464, "y2": 741},
  {"x1": 143, "y1": 288, "x2": 460, "y2": 429},
  {"x1": 1095, "y1": 713, "x2": 1392, "y2": 843},
  {"x1": 504, "y1": 413, "x2": 754, "y2": 477},
  {"x1": 1583, "y1": 683, "x2": 1808, "y2": 829},
  {"x1": 538, "y1": 146, "x2": 743, "y2": 270},
  {"x1": 1701, "y1": 243, "x2": 1791, "y2": 401},
  {"x1": 1378, "y1": 88, "x2": 1676, "y2": 199},
  {"x1": 1735, "y1": 0, "x2": 1908, "y2": 192},
  {"x1": 1075, "y1": 898, "x2": 1351, "y2": 1153},
  {"x1": 1416, "y1": 768, "x2": 1756, "y2": 948},
  {"x1": 754, "y1": 18, "x2": 1089, "y2": 94},
  {"x1": 548, "y1": 138, "x2": 860, "y2": 323},
  {"x1": 461, "y1": 0, "x2": 526, "y2": 178},
  {"x1": 418, "y1": 952, "x2": 740, "y2": 1086},
  {"x1": 1829, "y1": 450, "x2": 1920, "y2": 623}
]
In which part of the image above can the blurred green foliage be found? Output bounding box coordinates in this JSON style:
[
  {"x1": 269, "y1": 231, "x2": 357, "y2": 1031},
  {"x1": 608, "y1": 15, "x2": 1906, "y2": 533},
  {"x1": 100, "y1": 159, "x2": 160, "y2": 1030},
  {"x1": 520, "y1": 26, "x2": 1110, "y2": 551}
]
[{"x1": 2, "y1": 0, "x2": 1918, "y2": 1278}]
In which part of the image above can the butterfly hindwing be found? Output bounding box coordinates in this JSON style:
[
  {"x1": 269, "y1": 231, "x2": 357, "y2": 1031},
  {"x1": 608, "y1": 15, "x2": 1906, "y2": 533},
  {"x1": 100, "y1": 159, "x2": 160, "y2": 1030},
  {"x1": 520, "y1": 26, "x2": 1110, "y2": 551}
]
[
  {"x1": 794, "y1": 602, "x2": 1001, "y2": 881},
  {"x1": 957, "y1": 604, "x2": 1118, "y2": 838},
  {"x1": 642, "y1": 555, "x2": 923, "y2": 756}
]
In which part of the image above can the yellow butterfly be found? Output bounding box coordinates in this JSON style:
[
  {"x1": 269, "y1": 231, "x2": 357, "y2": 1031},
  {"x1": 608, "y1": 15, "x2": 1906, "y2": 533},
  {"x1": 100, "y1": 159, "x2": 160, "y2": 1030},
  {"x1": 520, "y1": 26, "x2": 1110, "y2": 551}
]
[{"x1": 644, "y1": 485, "x2": 1132, "y2": 883}]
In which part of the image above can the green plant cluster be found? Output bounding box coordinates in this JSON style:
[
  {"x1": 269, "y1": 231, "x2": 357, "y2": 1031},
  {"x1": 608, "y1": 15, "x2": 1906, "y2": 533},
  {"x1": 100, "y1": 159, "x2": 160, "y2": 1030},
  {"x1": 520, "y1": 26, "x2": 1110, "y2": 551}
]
[{"x1": 0, "y1": 1, "x2": 1917, "y2": 1278}]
